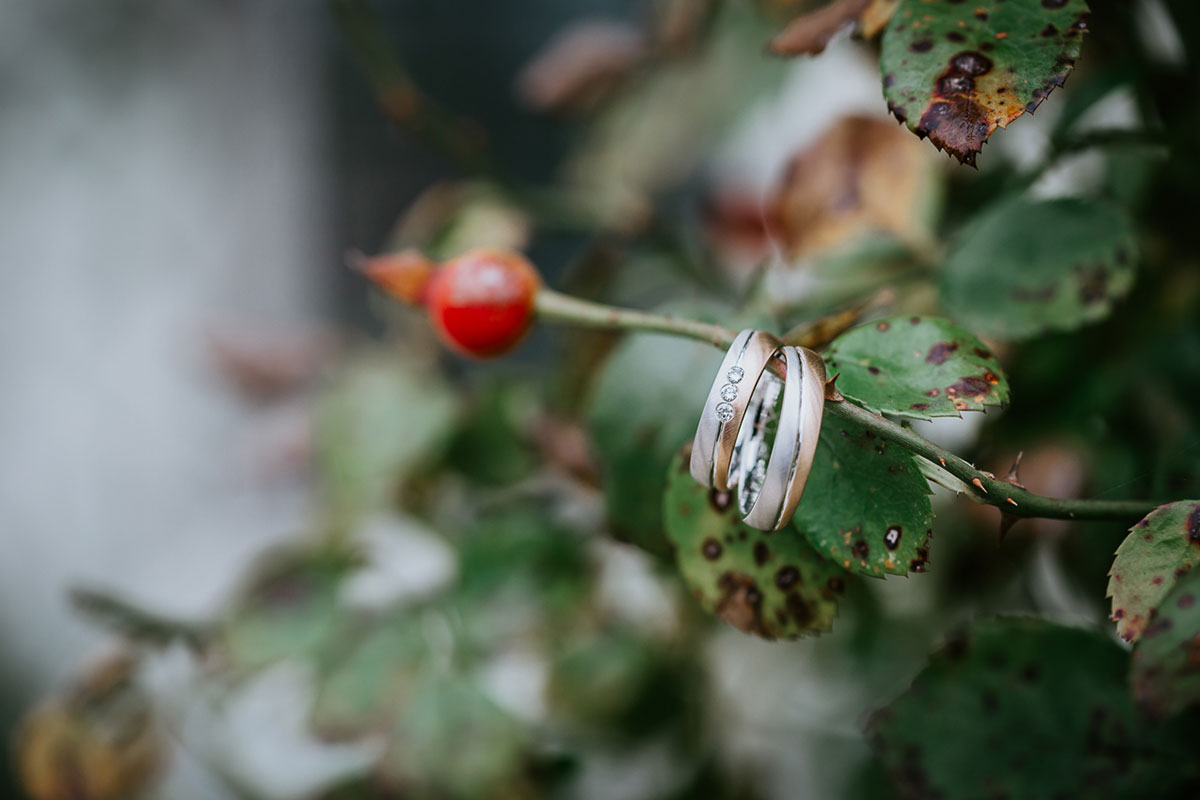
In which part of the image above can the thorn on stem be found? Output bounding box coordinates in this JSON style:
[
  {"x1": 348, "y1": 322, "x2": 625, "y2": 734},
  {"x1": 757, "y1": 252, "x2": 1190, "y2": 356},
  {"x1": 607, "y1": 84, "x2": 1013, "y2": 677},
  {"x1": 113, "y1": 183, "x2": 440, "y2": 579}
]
[
  {"x1": 971, "y1": 477, "x2": 988, "y2": 494},
  {"x1": 999, "y1": 510, "x2": 1021, "y2": 540},
  {"x1": 1005, "y1": 451, "x2": 1025, "y2": 488},
  {"x1": 825, "y1": 373, "x2": 845, "y2": 403}
]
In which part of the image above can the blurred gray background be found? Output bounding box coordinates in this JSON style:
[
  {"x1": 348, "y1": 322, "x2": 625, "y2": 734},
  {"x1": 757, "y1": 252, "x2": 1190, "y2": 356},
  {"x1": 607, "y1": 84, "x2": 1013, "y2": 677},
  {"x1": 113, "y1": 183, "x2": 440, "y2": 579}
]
[{"x1": 0, "y1": 1, "x2": 634, "y2": 794}]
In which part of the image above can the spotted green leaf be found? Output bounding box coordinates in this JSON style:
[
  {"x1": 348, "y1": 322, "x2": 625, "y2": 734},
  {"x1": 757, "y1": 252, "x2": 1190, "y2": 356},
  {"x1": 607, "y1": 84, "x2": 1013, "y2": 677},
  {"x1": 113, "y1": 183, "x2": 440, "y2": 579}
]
[
  {"x1": 826, "y1": 316, "x2": 1008, "y2": 420},
  {"x1": 1108, "y1": 501, "x2": 1200, "y2": 642},
  {"x1": 1132, "y1": 567, "x2": 1200, "y2": 718},
  {"x1": 869, "y1": 617, "x2": 1200, "y2": 799},
  {"x1": 881, "y1": 0, "x2": 1089, "y2": 165},
  {"x1": 796, "y1": 417, "x2": 933, "y2": 577},
  {"x1": 941, "y1": 197, "x2": 1137, "y2": 340},
  {"x1": 663, "y1": 449, "x2": 848, "y2": 639}
]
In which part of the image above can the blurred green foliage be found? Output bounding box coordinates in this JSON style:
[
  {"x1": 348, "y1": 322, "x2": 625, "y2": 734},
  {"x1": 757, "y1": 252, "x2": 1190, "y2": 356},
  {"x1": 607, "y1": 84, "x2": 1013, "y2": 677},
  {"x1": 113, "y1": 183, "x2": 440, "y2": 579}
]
[{"x1": 28, "y1": 0, "x2": 1200, "y2": 798}]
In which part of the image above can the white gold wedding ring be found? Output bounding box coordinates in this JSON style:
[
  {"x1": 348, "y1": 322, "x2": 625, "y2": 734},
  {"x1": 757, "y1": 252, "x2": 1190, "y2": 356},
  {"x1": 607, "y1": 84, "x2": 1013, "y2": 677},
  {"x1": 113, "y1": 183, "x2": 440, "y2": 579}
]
[
  {"x1": 732, "y1": 346, "x2": 826, "y2": 531},
  {"x1": 690, "y1": 329, "x2": 782, "y2": 491}
]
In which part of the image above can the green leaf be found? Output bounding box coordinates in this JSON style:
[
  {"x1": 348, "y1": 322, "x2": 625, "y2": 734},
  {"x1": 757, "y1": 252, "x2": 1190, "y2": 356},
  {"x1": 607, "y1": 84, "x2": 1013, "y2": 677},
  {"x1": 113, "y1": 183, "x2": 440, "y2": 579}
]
[
  {"x1": 1132, "y1": 567, "x2": 1200, "y2": 718},
  {"x1": 548, "y1": 632, "x2": 660, "y2": 726},
  {"x1": 312, "y1": 621, "x2": 430, "y2": 738},
  {"x1": 881, "y1": 0, "x2": 1089, "y2": 165},
  {"x1": 1107, "y1": 501, "x2": 1200, "y2": 642},
  {"x1": 315, "y1": 352, "x2": 459, "y2": 524},
  {"x1": 442, "y1": 383, "x2": 538, "y2": 486},
  {"x1": 453, "y1": 508, "x2": 592, "y2": 635},
  {"x1": 826, "y1": 316, "x2": 1009, "y2": 420},
  {"x1": 868, "y1": 617, "x2": 1200, "y2": 799},
  {"x1": 217, "y1": 542, "x2": 361, "y2": 672},
  {"x1": 546, "y1": 630, "x2": 701, "y2": 738},
  {"x1": 380, "y1": 673, "x2": 527, "y2": 796},
  {"x1": 796, "y1": 417, "x2": 933, "y2": 577},
  {"x1": 941, "y1": 197, "x2": 1137, "y2": 340},
  {"x1": 587, "y1": 322, "x2": 726, "y2": 556},
  {"x1": 663, "y1": 449, "x2": 848, "y2": 639},
  {"x1": 564, "y1": 3, "x2": 783, "y2": 226}
]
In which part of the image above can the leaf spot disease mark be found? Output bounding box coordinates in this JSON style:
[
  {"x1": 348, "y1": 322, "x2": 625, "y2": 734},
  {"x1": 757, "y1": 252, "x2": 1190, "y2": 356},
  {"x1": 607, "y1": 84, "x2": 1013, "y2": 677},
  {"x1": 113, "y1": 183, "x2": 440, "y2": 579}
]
[
  {"x1": 947, "y1": 376, "x2": 991, "y2": 398},
  {"x1": 885, "y1": 526, "x2": 903, "y2": 550},
  {"x1": 753, "y1": 540, "x2": 771, "y2": 567},
  {"x1": 853, "y1": 540, "x2": 870, "y2": 561},
  {"x1": 702, "y1": 537, "x2": 723, "y2": 560},
  {"x1": 786, "y1": 592, "x2": 814, "y2": 626},
  {"x1": 717, "y1": 572, "x2": 766, "y2": 636},
  {"x1": 775, "y1": 565, "x2": 799, "y2": 590},
  {"x1": 925, "y1": 341, "x2": 960, "y2": 365}
]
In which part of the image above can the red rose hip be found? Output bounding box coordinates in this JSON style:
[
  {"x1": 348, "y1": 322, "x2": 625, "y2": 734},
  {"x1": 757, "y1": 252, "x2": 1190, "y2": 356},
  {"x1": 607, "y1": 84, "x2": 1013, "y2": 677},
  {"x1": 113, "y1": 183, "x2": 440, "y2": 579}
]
[{"x1": 423, "y1": 248, "x2": 542, "y2": 358}]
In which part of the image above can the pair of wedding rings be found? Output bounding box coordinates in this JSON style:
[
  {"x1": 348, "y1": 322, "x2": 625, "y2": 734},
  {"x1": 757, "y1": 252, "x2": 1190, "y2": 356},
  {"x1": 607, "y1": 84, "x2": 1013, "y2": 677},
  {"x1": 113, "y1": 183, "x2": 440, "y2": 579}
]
[{"x1": 690, "y1": 330, "x2": 827, "y2": 531}]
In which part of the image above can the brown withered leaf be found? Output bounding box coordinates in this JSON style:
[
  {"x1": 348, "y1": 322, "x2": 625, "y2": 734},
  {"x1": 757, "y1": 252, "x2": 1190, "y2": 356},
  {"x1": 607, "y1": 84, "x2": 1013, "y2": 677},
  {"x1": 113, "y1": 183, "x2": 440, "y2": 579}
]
[
  {"x1": 769, "y1": 0, "x2": 870, "y2": 56},
  {"x1": 516, "y1": 20, "x2": 646, "y2": 114},
  {"x1": 653, "y1": 0, "x2": 719, "y2": 54},
  {"x1": 858, "y1": 0, "x2": 899, "y2": 38},
  {"x1": 208, "y1": 326, "x2": 338, "y2": 402},
  {"x1": 18, "y1": 654, "x2": 165, "y2": 800},
  {"x1": 767, "y1": 114, "x2": 934, "y2": 259}
]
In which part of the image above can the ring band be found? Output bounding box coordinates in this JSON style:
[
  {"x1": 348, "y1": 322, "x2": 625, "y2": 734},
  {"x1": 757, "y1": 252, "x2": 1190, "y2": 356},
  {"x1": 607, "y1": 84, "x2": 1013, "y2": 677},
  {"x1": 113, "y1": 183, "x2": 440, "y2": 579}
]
[
  {"x1": 733, "y1": 346, "x2": 826, "y2": 530},
  {"x1": 690, "y1": 329, "x2": 782, "y2": 491}
]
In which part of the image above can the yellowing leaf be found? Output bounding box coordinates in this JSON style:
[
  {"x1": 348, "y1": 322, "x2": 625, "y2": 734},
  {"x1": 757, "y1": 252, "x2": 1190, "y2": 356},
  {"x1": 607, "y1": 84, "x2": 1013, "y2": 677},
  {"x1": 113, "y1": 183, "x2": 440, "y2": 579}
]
[
  {"x1": 769, "y1": 0, "x2": 870, "y2": 56},
  {"x1": 768, "y1": 115, "x2": 937, "y2": 260},
  {"x1": 881, "y1": 0, "x2": 1089, "y2": 165}
]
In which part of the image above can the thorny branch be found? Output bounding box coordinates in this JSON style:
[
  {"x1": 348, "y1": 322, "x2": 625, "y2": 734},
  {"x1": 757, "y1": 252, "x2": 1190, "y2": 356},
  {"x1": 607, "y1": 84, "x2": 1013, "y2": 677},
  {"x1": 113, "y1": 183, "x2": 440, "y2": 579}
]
[{"x1": 535, "y1": 288, "x2": 1158, "y2": 525}]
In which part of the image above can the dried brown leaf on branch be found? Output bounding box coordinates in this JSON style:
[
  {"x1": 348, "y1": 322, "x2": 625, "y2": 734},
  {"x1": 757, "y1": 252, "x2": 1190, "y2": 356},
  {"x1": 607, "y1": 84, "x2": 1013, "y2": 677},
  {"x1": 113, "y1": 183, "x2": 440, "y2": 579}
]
[
  {"x1": 517, "y1": 20, "x2": 647, "y2": 114},
  {"x1": 858, "y1": 0, "x2": 899, "y2": 38},
  {"x1": 17, "y1": 653, "x2": 165, "y2": 800},
  {"x1": 653, "y1": 0, "x2": 719, "y2": 53},
  {"x1": 767, "y1": 114, "x2": 935, "y2": 259},
  {"x1": 769, "y1": 0, "x2": 870, "y2": 56}
]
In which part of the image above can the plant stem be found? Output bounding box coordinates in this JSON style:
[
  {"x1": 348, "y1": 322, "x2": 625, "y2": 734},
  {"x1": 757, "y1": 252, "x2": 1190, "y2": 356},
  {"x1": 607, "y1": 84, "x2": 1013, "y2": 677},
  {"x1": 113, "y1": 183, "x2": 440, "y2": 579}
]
[
  {"x1": 828, "y1": 401, "x2": 1154, "y2": 522},
  {"x1": 534, "y1": 288, "x2": 1158, "y2": 524},
  {"x1": 535, "y1": 288, "x2": 737, "y2": 349}
]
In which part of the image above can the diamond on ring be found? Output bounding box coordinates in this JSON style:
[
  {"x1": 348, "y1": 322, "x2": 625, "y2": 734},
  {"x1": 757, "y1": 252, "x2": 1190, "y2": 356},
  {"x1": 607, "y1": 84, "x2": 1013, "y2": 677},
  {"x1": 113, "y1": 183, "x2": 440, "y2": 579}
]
[
  {"x1": 715, "y1": 402, "x2": 735, "y2": 423},
  {"x1": 727, "y1": 366, "x2": 744, "y2": 384},
  {"x1": 720, "y1": 384, "x2": 738, "y2": 402}
]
